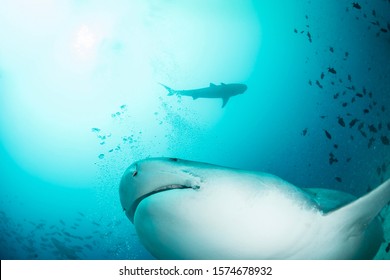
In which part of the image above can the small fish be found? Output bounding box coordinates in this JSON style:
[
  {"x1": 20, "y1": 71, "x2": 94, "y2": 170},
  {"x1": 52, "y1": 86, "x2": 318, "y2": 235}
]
[
  {"x1": 380, "y1": 28, "x2": 388, "y2": 33},
  {"x1": 324, "y1": 130, "x2": 332, "y2": 140},
  {"x1": 371, "y1": 20, "x2": 380, "y2": 26},
  {"x1": 363, "y1": 109, "x2": 370, "y2": 114},
  {"x1": 386, "y1": 242, "x2": 390, "y2": 253},
  {"x1": 368, "y1": 125, "x2": 377, "y2": 133},
  {"x1": 335, "y1": 177, "x2": 342, "y2": 183},
  {"x1": 349, "y1": 118, "x2": 359, "y2": 128},
  {"x1": 316, "y1": 80, "x2": 323, "y2": 89},
  {"x1": 337, "y1": 117, "x2": 346, "y2": 127},
  {"x1": 320, "y1": 72, "x2": 325, "y2": 79},
  {"x1": 328, "y1": 67, "x2": 337, "y2": 74},
  {"x1": 308, "y1": 80, "x2": 312, "y2": 86},
  {"x1": 302, "y1": 128, "x2": 308, "y2": 136},
  {"x1": 352, "y1": 2, "x2": 361, "y2": 9},
  {"x1": 307, "y1": 31, "x2": 312, "y2": 43},
  {"x1": 329, "y1": 46, "x2": 334, "y2": 53},
  {"x1": 356, "y1": 93, "x2": 363, "y2": 98},
  {"x1": 381, "y1": 136, "x2": 389, "y2": 145},
  {"x1": 360, "y1": 130, "x2": 367, "y2": 138},
  {"x1": 329, "y1": 153, "x2": 338, "y2": 165},
  {"x1": 342, "y1": 102, "x2": 348, "y2": 107}
]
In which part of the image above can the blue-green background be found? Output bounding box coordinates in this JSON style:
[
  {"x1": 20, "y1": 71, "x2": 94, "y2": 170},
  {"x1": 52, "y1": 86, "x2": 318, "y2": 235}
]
[{"x1": 0, "y1": 0, "x2": 389, "y2": 259}]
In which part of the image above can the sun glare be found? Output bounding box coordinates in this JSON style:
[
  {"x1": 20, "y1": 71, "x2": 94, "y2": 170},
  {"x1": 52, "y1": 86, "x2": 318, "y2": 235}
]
[{"x1": 72, "y1": 25, "x2": 98, "y2": 59}]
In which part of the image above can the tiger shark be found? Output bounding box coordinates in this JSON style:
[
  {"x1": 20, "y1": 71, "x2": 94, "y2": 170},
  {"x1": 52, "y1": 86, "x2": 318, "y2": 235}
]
[
  {"x1": 119, "y1": 157, "x2": 390, "y2": 260},
  {"x1": 160, "y1": 83, "x2": 247, "y2": 108}
]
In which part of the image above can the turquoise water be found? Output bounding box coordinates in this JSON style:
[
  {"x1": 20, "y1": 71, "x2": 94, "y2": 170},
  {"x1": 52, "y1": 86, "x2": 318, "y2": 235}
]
[{"x1": 0, "y1": 0, "x2": 389, "y2": 259}]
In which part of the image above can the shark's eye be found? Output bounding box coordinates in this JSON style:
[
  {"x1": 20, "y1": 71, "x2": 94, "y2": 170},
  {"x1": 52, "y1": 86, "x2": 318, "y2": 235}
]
[
  {"x1": 132, "y1": 170, "x2": 138, "y2": 177},
  {"x1": 170, "y1": 158, "x2": 179, "y2": 162}
]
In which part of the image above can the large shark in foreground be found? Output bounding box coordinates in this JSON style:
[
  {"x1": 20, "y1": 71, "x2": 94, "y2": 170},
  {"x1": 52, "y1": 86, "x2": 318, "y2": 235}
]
[
  {"x1": 160, "y1": 83, "x2": 247, "y2": 108},
  {"x1": 119, "y1": 157, "x2": 390, "y2": 260}
]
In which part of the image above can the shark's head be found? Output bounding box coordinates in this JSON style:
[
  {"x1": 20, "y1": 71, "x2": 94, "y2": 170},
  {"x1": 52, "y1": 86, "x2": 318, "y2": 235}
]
[
  {"x1": 119, "y1": 157, "x2": 207, "y2": 223},
  {"x1": 236, "y1": 84, "x2": 247, "y2": 94},
  {"x1": 223, "y1": 83, "x2": 247, "y2": 96}
]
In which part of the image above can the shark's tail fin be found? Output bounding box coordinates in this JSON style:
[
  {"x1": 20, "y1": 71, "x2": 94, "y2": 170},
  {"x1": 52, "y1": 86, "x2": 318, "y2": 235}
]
[{"x1": 159, "y1": 83, "x2": 177, "y2": 96}]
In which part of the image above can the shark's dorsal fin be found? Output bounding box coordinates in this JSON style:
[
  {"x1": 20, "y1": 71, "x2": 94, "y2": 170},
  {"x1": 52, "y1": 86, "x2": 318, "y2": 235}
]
[
  {"x1": 210, "y1": 83, "x2": 216, "y2": 87},
  {"x1": 222, "y1": 97, "x2": 230, "y2": 108},
  {"x1": 221, "y1": 83, "x2": 226, "y2": 86}
]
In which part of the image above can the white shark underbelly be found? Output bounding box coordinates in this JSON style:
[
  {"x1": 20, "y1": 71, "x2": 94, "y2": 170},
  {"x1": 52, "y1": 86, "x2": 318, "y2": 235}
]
[{"x1": 119, "y1": 157, "x2": 390, "y2": 260}]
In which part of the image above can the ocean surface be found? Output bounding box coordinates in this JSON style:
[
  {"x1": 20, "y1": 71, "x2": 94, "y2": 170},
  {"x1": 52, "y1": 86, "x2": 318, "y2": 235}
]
[{"x1": 0, "y1": 0, "x2": 389, "y2": 259}]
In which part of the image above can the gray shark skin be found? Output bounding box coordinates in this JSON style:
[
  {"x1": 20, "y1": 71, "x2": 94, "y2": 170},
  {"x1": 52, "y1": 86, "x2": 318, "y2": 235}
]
[
  {"x1": 160, "y1": 83, "x2": 247, "y2": 108},
  {"x1": 120, "y1": 157, "x2": 390, "y2": 260}
]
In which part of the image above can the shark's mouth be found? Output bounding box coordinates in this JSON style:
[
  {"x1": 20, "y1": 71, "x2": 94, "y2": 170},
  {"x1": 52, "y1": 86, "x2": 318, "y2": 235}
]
[{"x1": 129, "y1": 184, "x2": 197, "y2": 223}]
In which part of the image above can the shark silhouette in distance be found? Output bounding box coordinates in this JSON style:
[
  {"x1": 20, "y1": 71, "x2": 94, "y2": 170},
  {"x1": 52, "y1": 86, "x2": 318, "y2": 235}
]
[{"x1": 160, "y1": 82, "x2": 247, "y2": 108}]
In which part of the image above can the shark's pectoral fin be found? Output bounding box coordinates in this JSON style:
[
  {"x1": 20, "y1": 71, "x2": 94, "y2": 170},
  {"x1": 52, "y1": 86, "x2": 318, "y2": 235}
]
[
  {"x1": 326, "y1": 178, "x2": 390, "y2": 236},
  {"x1": 222, "y1": 97, "x2": 230, "y2": 108}
]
